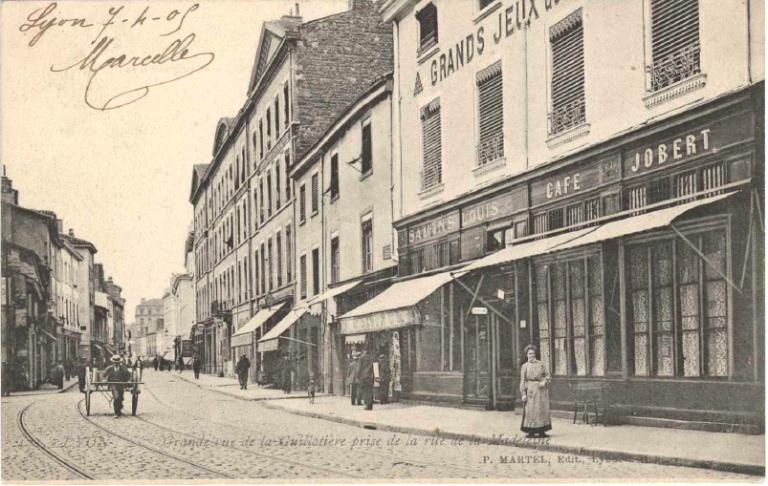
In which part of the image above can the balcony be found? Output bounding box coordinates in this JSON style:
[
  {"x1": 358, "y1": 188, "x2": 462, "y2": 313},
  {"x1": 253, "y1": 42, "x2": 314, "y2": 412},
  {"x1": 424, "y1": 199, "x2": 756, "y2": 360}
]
[
  {"x1": 210, "y1": 299, "x2": 233, "y2": 317},
  {"x1": 476, "y1": 133, "x2": 504, "y2": 167},
  {"x1": 548, "y1": 98, "x2": 586, "y2": 136},
  {"x1": 644, "y1": 44, "x2": 706, "y2": 108}
]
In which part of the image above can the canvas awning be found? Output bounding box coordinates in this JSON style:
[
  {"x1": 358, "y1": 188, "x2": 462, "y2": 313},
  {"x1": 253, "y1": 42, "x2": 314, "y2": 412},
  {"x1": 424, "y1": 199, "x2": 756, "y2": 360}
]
[
  {"x1": 231, "y1": 303, "x2": 285, "y2": 347},
  {"x1": 257, "y1": 308, "x2": 307, "y2": 353},
  {"x1": 344, "y1": 334, "x2": 367, "y2": 344},
  {"x1": 306, "y1": 279, "x2": 363, "y2": 306},
  {"x1": 338, "y1": 270, "x2": 456, "y2": 335},
  {"x1": 544, "y1": 192, "x2": 736, "y2": 253}
]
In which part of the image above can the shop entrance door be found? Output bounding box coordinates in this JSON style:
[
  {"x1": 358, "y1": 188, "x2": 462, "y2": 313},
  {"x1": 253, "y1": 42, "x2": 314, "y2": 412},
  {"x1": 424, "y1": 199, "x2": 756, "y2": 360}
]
[{"x1": 465, "y1": 311, "x2": 517, "y2": 409}]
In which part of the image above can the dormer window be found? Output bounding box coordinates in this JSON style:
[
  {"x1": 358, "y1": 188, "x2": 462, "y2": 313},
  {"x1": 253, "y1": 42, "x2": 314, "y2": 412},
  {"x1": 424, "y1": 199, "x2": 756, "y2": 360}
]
[{"x1": 416, "y1": 3, "x2": 438, "y2": 52}]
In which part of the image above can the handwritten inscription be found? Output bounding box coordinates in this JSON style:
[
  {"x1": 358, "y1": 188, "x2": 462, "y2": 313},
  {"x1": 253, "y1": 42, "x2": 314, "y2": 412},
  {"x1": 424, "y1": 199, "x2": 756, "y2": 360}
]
[{"x1": 18, "y1": 2, "x2": 215, "y2": 111}]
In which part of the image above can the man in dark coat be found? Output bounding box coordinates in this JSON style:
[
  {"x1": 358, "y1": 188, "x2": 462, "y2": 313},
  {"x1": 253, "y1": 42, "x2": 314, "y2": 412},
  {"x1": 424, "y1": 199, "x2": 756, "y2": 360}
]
[
  {"x1": 281, "y1": 355, "x2": 292, "y2": 394},
  {"x1": 76, "y1": 358, "x2": 90, "y2": 393},
  {"x1": 152, "y1": 356, "x2": 159, "y2": 371},
  {"x1": 377, "y1": 345, "x2": 390, "y2": 405},
  {"x1": 357, "y1": 348, "x2": 375, "y2": 410},
  {"x1": 192, "y1": 355, "x2": 201, "y2": 379},
  {"x1": 347, "y1": 352, "x2": 362, "y2": 405},
  {"x1": 235, "y1": 355, "x2": 251, "y2": 390}
]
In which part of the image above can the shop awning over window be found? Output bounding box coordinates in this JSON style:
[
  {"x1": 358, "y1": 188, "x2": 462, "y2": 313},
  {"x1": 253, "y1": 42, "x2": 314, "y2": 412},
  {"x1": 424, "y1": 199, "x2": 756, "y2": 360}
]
[
  {"x1": 455, "y1": 227, "x2": 595, "y2": 275},
  {"x1": 232, "y1": 303, "x2": 286, "y2": 343},
  {"x1": 257, "y1": 308, "x2": 307, "y2": 353},
  {"x1": 338, "y1": 270, "x2": 456, "y2": 335},
  {"x1": 306, "y1": 279, "x2": 362, "y2": 306},
  {"x1": 546, "y1": 191, "x2": 736, "y2": 253}
]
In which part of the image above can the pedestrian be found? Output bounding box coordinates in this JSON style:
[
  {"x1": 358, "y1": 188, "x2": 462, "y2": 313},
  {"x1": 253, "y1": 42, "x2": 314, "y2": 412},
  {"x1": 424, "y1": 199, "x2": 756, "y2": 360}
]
[
  {"x1": 358, "y1": 347, "x2": 374, "y2": 411},
  {"x1": 53, "y1": 361, "x2": 65, "y2": 389},
  {"x1": 377, "y1": 344, "x2": 390, "y2": 405},
  {"x1": 2, "y1": 361, "x2": 13, "y2": 396},
  {"x1": 236, "y1": 355, "x2": 251, "y2": 390},
  {"x1": 307, "y1": 377, "x2": 316, "y2": 404},
  {"x1": 192, "y1": 355, "x2": 201, "y2": 379},
  {"x1": 76, "y1": 358, "x2": 89, "y2": 393},
  {"x1": 104, "y1": 355, "x2": 131, "y2": 417},
  {"x1": 64, "y1": 359, "x2": 72, "y2": 381},
  {"x1": 152, "y1": 356, "x2": 158, "y2": 371},
  {"x1": 520, "y1": 344, "x2": 552, "y2": 439},
  {"x1": 347, "y1": 351, "x2": 362, "y2": 406},
  {"x1": 281, "y1": 354, "x2": 292, "y2": 394},
  {"x1": 132, "y1": 357, "x2": 143, "y2": 381},
  {"x1": 177, "y1": 356, "x2": 185, "y2": 374}
]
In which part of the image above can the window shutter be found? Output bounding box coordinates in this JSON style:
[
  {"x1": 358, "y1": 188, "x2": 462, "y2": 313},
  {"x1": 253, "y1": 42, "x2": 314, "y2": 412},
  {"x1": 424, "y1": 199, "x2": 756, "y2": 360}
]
[
  {"x1": 330, "y1": 154, "x2": 339, "y2": 197},
  {"x1": 421, "y1": 99, "x2": 442, "y2": 190},
  {"x1": 476, "y1": 62, "x2": 503, "y2": 165},
  {"x1": 417, "y1": 3, "x2": 438, "y2": 49},
  {"x1": 361, "y1": 124, "x2": 372, "y2": 174},
  {"x1": 649, "y1": 0, "x2": 700, "y2": 90},
  {"x1": 311, "y1": 173, "x2": 319, "y2": 213},
  {"x1": 550, "y1": 9, "x2": 585, "y2": 134}
]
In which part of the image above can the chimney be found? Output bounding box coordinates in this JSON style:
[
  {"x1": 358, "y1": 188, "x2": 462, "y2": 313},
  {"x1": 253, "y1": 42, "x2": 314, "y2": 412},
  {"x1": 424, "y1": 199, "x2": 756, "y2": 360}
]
[
  {"x1": 295, "y1": 3, "x2": 299, "y2": 15},
  {"x1": 68, "y1": 228, "x2": 75, "y2": 237},
  {"x1": 56, "y1": 219, "x2": 63, "y2": 234}
]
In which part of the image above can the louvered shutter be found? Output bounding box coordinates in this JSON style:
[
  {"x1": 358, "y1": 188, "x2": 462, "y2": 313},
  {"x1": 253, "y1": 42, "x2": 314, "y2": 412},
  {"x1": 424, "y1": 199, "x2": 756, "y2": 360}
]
[
  {"x1": 550, "y1": 9, "x2": 585, "y2": 134},
  {"x1": 649, "y1": 0, "x2": 700, "y2": 90},
  {"x1": 417, "y1": 3, "x2": 438, "y2": 49},
  {"x1": 361, "y1": 124, "x2": 372, "y2": 174},
  {"x1": 477, "y1": 62, "x2": 503, "y2": 165},
  {"x1": 311, "y1": 173, "x2": 319, "y2": 213},
  {"x1": 421, "y1": 98, "x2": 442, "y2": 190}
]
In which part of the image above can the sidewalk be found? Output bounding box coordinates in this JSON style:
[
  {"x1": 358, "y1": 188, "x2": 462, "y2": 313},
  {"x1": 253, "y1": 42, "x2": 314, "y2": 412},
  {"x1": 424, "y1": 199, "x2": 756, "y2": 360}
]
[
  {"x1": 175, "y1": 371, "x2": 322, "y2": 401},
  {"x1": 261, "y1": 394, "x2": 765, "y2": 476},
  {"x1": 8, "y1": 377, "x2": 78, "y2": 397}
]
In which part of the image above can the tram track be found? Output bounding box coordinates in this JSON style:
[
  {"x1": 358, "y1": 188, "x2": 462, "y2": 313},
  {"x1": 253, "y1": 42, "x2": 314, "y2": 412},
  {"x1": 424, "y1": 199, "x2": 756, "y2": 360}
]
[
  {"x1": 75, "y1": 399, "x2": 235, "y2": 480},
  {"x1": 143, "y1": 379, "x2": 490, "y2": 478},
  {"x1": 16, "y1": 399, "x2": 94, "y2": 480}
]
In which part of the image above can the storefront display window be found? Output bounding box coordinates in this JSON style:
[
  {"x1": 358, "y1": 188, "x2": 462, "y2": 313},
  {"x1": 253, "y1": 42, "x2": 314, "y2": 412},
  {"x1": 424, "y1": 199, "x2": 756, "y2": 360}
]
[{"x1": 626, "y1": 225, "x2": 729, "y2": 378}]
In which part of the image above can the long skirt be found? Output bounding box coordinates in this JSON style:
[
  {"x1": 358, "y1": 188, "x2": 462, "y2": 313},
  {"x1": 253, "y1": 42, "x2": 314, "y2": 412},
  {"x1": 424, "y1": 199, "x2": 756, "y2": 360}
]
[{"x1": 520, "y1": 382, "x2": 552, "y2": 434}]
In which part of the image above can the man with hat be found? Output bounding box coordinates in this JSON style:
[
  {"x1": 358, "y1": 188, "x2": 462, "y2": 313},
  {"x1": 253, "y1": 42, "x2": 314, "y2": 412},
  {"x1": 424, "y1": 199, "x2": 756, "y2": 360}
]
[{"x1": 104, "y1": 355, "x2": 131, "y2": 417}]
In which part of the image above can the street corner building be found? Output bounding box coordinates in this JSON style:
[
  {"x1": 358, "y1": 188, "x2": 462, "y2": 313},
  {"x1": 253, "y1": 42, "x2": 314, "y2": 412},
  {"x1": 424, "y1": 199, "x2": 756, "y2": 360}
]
[
  {"x1": 188, "y1": 0, "x2": 394, "y2": 388},
  {"x1": 352, "y1": 0, "x2": 763, "y2": 431}
]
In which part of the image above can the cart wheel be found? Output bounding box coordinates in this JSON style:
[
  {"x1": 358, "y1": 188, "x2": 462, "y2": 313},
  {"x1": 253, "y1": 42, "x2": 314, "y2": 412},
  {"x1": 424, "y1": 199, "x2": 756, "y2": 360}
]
[
  {"x1": 85, "y1": 391, "x2": 91, "y2": 416},
  {"x1": 131, "y1": 389, "x2": 138, "y2": 416}
]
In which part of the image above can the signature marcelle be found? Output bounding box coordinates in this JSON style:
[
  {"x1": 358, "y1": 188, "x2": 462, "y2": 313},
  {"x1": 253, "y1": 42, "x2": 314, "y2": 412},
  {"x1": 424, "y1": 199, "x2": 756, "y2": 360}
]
[{"x1": 19, "y1": 2, "x2": 215, "y2": 111}]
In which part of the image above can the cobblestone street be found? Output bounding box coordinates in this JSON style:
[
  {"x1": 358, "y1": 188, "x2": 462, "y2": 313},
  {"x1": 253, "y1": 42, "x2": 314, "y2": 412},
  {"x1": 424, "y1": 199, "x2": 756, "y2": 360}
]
[{"x1": 1, "y1": 370, "x2": 758, "y2": 481}]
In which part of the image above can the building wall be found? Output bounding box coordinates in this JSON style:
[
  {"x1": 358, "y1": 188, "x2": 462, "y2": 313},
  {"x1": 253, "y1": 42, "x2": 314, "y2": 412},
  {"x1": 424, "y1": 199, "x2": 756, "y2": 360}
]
[{"x1": 391, "y1": 0, "x2": 757, "y2": 223}]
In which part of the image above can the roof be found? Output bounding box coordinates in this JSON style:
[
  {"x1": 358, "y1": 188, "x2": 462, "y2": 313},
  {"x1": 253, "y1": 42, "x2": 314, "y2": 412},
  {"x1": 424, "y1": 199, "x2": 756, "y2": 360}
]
[{"x1": 62, "y1": 233, "x2": 97, "y2": 254}]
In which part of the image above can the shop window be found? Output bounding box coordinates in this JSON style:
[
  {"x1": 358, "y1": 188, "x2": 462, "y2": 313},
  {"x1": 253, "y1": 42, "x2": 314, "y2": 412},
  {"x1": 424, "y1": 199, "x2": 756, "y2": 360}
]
[
  {"x1": 476, "y1": 62, "x2": 504, "y2": 166},
  {"x1": 565, "y1": 203, "x2": 584, "y2": 227},
  {"x1": 602, "y1": 192, "x2": 620, "y2": 215},
  {"x1": 585, "y1": 197, "x2": 601, "y2": 221},
  {"x1": 674, "y1": 169, "x2": 698, "y2": 200},
  {"x1": 421, "y1": 98, "x2": 443, "y2": 190},
  {"x1": 702, "y1": 162, "x2": 725, "y2": 193},
  {"x1": 626, "y1": 227, "x2": 729, "y2": 378},
  {"x1": 535, "y1": 255, "x2": 606, "y2": 377},
  {"x1": 486, "y1": 227, "x2": 506, "y2": 253},
  {"x1": 549, "y1": 9, "x2": 585, "y2": 135},
  {"x1": 647, "y1": 0, "x2": 701, "y2": 92},
  {"x1": 416, "y1": 3, "x2": 438, "y2": 52},
  {"x1": 548, "y1": 207, "x2": 564, "y2": 231},
  {"x1": 330, "y1": 153, "x2": 339, "y2": 199},
  {"x1": 626, "y1": 184, "x2": 647, "y2": 213},
  {"x1": 361, "y1": 120, "x2": 372, "y2": 175},
  {"x1": 330, "y1": 237, "x2": 340, "y2": 284},
  {"x1": 514, "y1": 219, "x2": 529, "y2": 239},
  {"x1": 410, "y1": 248, "x2": 425, "y2": 275},
  {"x1": 533, "y1": 213, "x2": 548, "y2": 234}
]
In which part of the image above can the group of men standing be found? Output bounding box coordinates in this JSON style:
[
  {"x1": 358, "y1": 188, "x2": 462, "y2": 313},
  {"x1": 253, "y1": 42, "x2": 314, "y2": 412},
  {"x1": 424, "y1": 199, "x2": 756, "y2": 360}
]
[{"x1": 346, "y1": 343, "x2": 392, "y2": 410}]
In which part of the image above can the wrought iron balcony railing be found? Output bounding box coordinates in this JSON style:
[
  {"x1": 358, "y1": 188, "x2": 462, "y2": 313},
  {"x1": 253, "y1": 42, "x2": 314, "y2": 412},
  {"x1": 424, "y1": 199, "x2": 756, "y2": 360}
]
[
  {"x1": 476, "y1": 133, "x2": 504, "y2": 167},
  {"x1": 548, "y1": 98, "x2": 586, "y2": 136},
  {"x1": 647, "y1": 44, "x2": 701, "y2": 92}
]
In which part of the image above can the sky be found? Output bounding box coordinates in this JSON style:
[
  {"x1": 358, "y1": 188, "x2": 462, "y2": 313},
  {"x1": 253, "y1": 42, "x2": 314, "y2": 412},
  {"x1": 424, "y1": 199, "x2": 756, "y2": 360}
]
[{"x1": 1, "y1": 0, "x2": 348, "y2": 320}]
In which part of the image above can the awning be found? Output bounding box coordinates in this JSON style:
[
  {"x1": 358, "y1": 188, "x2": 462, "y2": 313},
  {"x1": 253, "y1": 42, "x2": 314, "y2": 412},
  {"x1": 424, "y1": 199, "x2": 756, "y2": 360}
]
[
  {"x1": 456, "y1": 227, "x2": 595, "y2": 275},
  {"x1": 546, "y1": 192, "x2": 736, "y2": 253},
  {"x1": 338, "y1": 270, "x2": 456, "y2": 335},
  {"x1": 306, "y1": 279, "x2": 363, "y2": 306},
  {"x1": 39, "y1": 330, "x2": 57, "y2": 342},
  {"x1": 345, "y1": 334, "x2": 367, "y2": 344},
  {"x1": 231, "y1": 303, "x2": 285, "y2": 347},
  {"x1": 257, "y1": 308, "x2": 307, "y2": 353}
]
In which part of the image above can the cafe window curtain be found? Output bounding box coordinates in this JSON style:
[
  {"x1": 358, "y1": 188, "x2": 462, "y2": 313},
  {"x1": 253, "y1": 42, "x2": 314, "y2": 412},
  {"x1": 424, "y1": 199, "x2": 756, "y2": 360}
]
[
  {"x1": 421, "y1": 98, "x2": 443, "y2": 190},
  {"x1": 476, "y1": 62, "x2": 504, "y2": 166},
  {"x1": 535, "y1": 253, "x2": 606, "y2": 377},
  {"x1": 549, "y1": 9, "x2": 585, "y2": 134},
  {"x1": 627, "y1": 227, "x2": 728, "y2": 378}
]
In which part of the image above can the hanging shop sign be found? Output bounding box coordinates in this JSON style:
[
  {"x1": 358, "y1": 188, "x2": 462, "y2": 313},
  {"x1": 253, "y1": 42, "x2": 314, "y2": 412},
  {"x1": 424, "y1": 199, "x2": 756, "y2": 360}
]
[
  {"x1": 398, "y1": 210, "x2": 460, "y2": 247},
  {"x1": 471, "y1": 307, "x2": 488, "y2": 315},
  {"x1": 531, "y1": 153, "x2": 621, "y2": 206},
  {"x1": 622, "y1": 111, "x2": 754, "y2": 179}
]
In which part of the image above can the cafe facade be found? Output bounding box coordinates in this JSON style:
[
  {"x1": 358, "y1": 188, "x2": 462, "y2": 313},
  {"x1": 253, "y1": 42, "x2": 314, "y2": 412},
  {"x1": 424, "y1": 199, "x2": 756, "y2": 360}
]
[{"x1": 340, "y1": 85, "x2": 764, "y2": 429}]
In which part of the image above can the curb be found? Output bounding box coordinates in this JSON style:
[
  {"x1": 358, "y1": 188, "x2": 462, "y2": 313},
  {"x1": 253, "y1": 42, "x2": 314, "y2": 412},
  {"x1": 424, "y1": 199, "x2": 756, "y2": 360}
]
[
  {"x1": 258, "y1": 401, "x2": 765, "y2": 477},
  {"x1": 59, "y1": 381, "x2": 78, "y2": 393},
  {"x1": 175, "y1": 374, "x2": 322, "y2": 402}
]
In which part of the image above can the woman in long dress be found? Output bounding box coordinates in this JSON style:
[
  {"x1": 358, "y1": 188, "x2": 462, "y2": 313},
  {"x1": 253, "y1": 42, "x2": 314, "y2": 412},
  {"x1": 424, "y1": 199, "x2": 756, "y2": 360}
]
[{"x1": 520, "y1": 344, "x2": 552, "y2": 438}]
